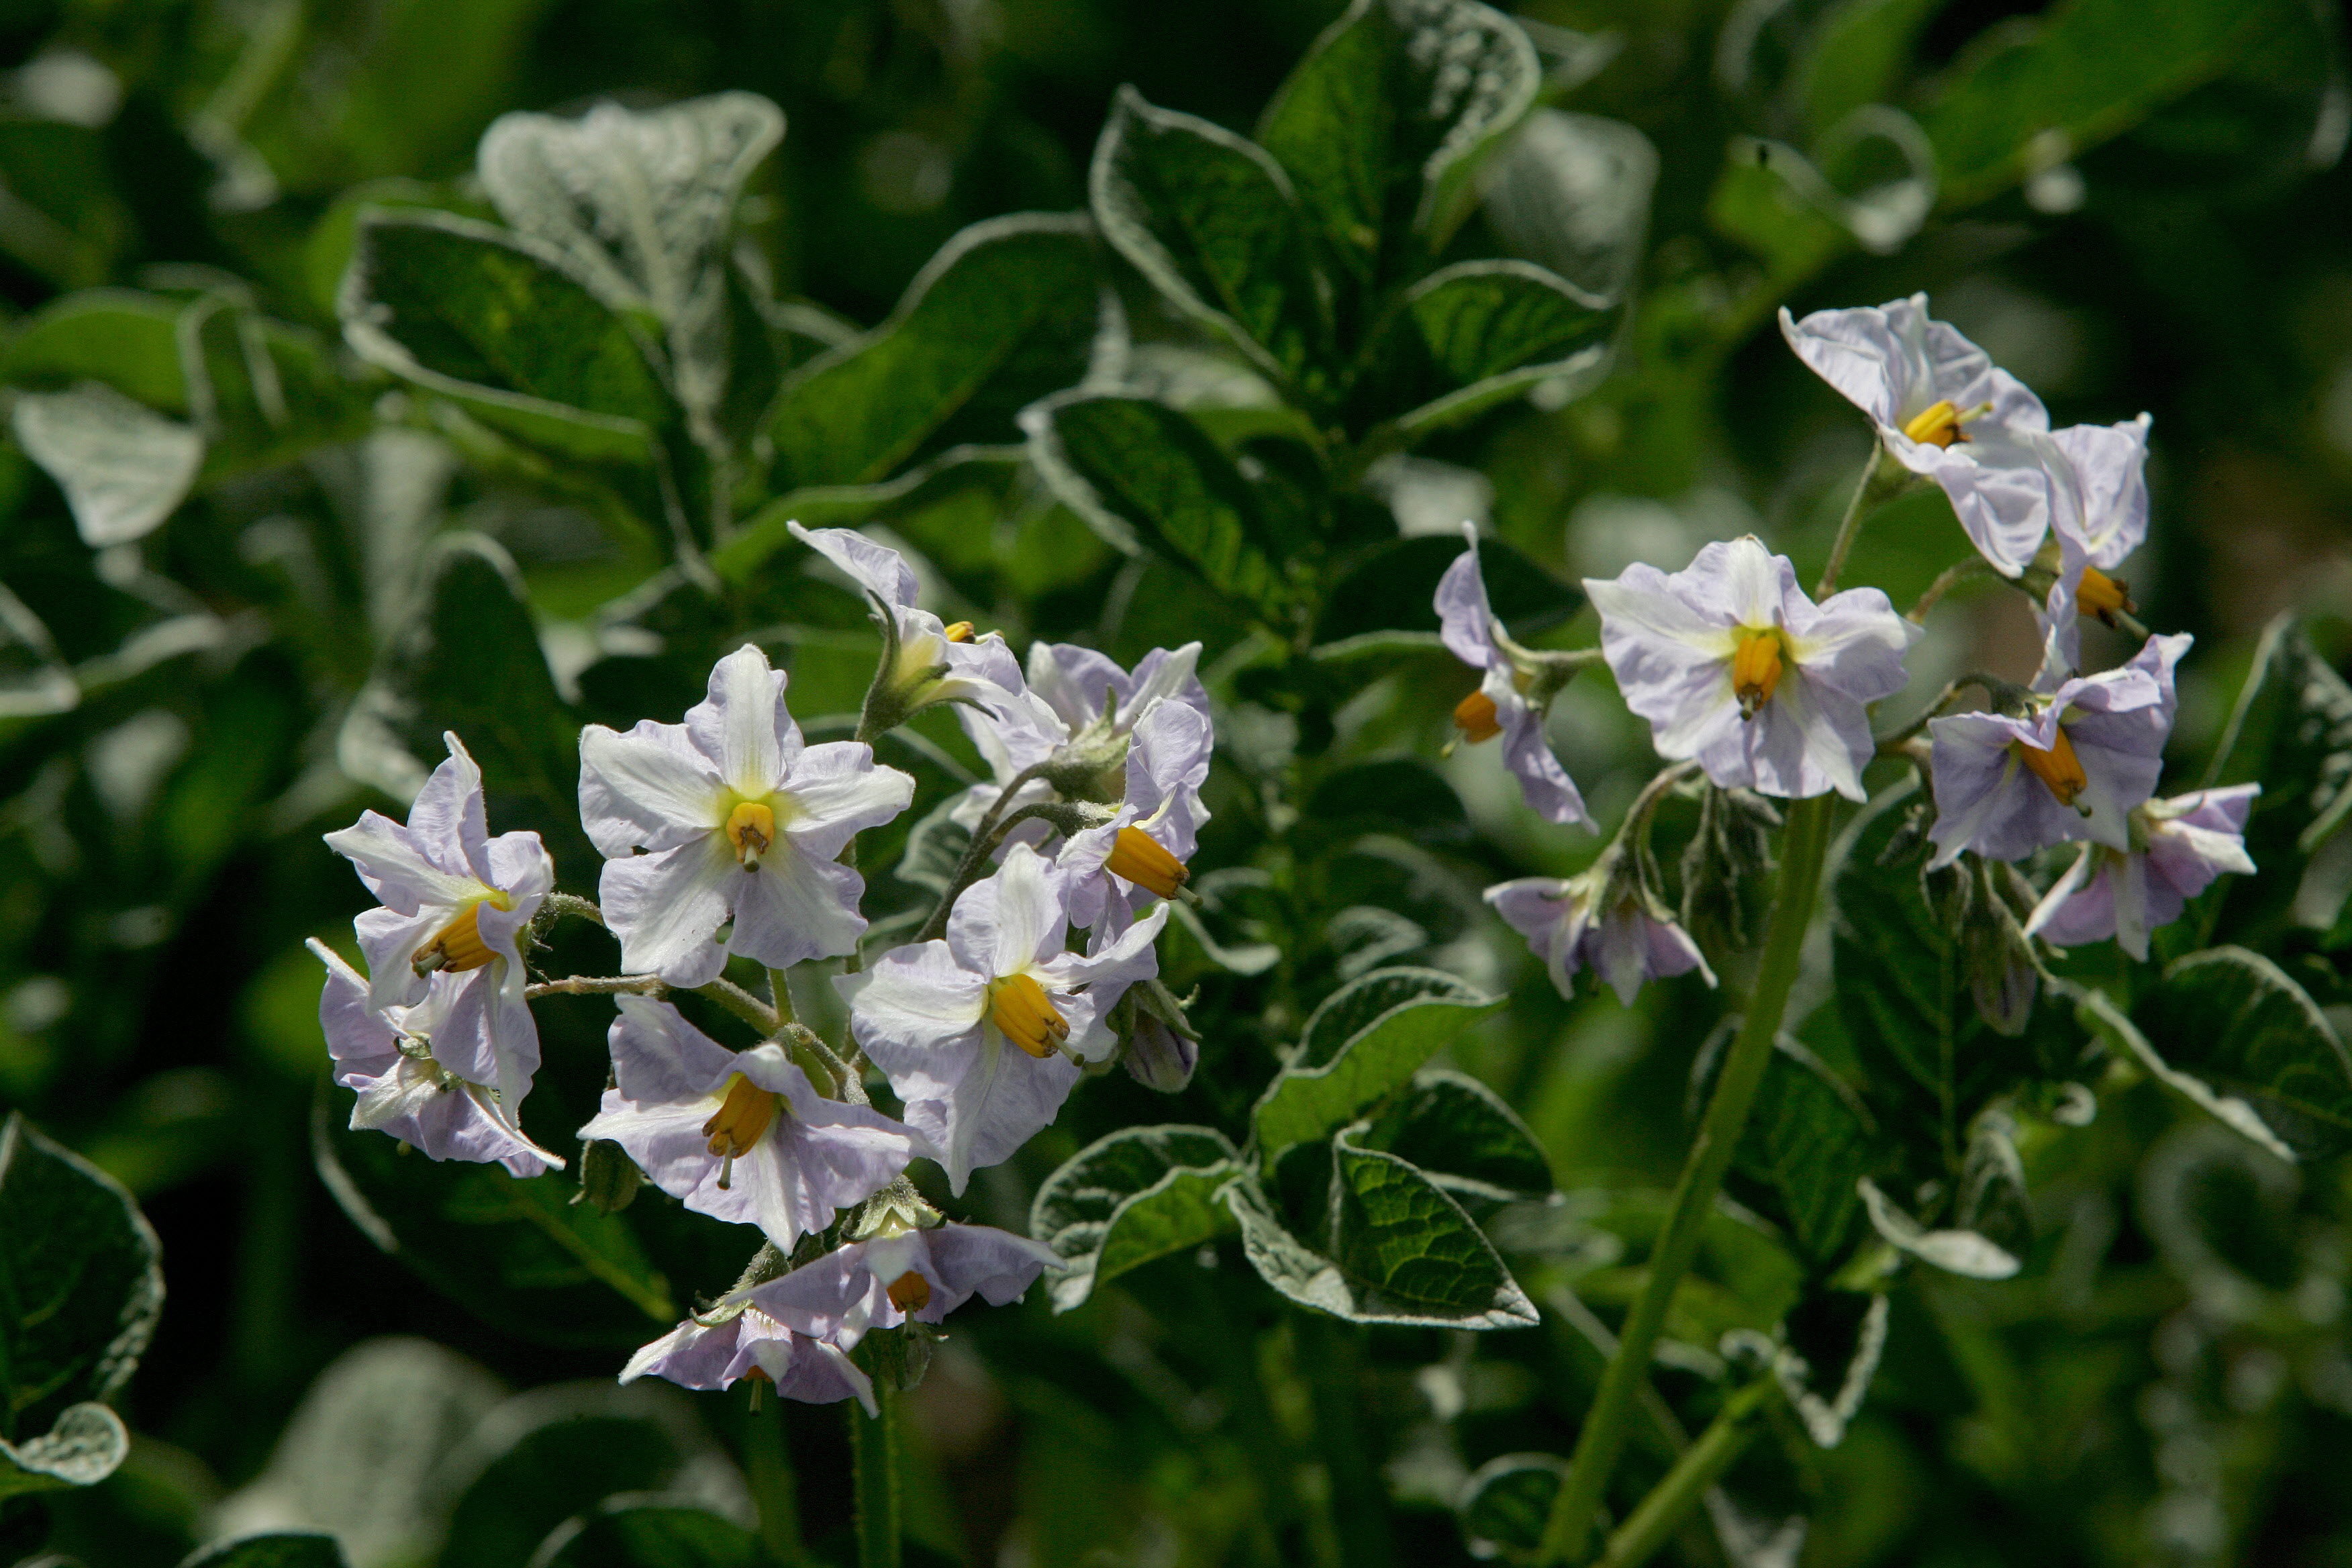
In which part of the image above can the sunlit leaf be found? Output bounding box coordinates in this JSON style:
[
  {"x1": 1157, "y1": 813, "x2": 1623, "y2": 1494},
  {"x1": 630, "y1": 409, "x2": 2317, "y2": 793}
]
[
  {"x1": 179, "y1": 1534, "x2": 350, "y2": 1568},
  {"x1": 1253, "y1": 967, "x2": 1502, "y2": 1159},
  {"x1": 1350, "y1": 258, "x2": 1610, "y2": 436},
  {"x1": 2133, "y1": 946, "x2": 2352, "y2": 1157},
  {"x1": 1359, "y1": 1068, "x2": 1553, "y2": 1202},
  {"x1": 1030, "y1": 1125, "x2": 1240, "y2": 1312},
  {"x1": 12, "y1": 381, "x2": 203, "y2": 546}
]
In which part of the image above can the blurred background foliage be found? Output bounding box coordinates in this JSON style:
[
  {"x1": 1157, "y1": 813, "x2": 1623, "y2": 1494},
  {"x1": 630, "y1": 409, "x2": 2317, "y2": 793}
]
[{"x1": 1, "y1": 0, "x2": 2351, "y2": 1565}]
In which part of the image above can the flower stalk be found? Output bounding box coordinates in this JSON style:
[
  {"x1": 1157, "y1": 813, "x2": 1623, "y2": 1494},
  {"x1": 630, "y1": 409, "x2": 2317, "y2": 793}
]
[{"x1": 851, "y1": 1376, "x2": 902, "y2": 1568}]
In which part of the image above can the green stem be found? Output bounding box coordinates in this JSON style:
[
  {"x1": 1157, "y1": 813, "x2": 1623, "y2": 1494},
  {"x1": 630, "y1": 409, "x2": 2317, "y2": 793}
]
[
  {"x1": 852, "y1": 1379, "x2": 902, "y2": 1568},
  {"x1": 1592, "y1": 1379, "x2": 1780, "y2": 1568},
  {"x1": 1295, "y1": 1312, "x2": 1394, "y2": 1568},
  {"x1": 1814, "y1": 448, "x2": 1884, "y2": 599},
  {"x1": 1535, "y1": 793, "x2": 1836, "y2": 1565},
  {"x1": 745, "y1": 1396, "x2": 804, "y2": 1565}
]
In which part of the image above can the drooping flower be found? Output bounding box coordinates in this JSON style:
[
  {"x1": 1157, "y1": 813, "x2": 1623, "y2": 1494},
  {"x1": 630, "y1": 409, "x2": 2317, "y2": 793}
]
[
  {"x1": 322, "y1": 732, "x2": 552, "y2": 1109},
  {"x1": 1586, "y1": 537, "x2": 1918, "y2": 801},
  {"x1": 1926, "y1": 633, "x2": 2190, "y2": 869},
  {"x1": 788, "y1": 523, "x2": 1022, "y2": 724},
  {"x1": 309, "y1": 940, "x2": 562, "y2": 1176},
  {"x1": 579, "y1": 995, "x2": 918, "y2": 1251},
  {"x1": 1780, "y1": 295, "x2": 2055, "y2": 576},
  {"x1": 840, "y1": 842, "x2": 1166, "y2": 1193},
  {"x1": 1485, "y1": 867, "x2": 1714, "y2": 1007},
  {"x1": 621, "y1": 1301, "x2": 875, "y2": 1414},
  {"x1": 2035, "y1": 415, "x2": 2152, "y2": 679},
  {"x1": 753, "y1": 1214, "x2": 1060, "y2": 1344},
  {"x1": 2026, "y1": 784, "x2": 2257, "y2": 960},
  {"x1": 1435, "y1": 523, "x2": 1589, "y2": 828},
  {"x1": 579, "y1": 644, "x2": 915, "y2": 987},
  {"x1": 1054, "y1": 698, "x2": 1213, "y2": 933}
]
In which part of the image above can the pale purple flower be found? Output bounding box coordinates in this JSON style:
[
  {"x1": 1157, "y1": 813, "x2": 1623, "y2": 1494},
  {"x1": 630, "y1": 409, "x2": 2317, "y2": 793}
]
[
  {"x1": 1485, "y1": 868, "x2": 1713, "y2": 1007},
  {"x1": 2026, "y1": 784, "x2": 2257, "y2": 961},
  {"x1": 1926, "y1": 633, "x2": 2190, "y2": 869},
  {"x1": 788, "y1": 522, "x2": 1022, "y2": 718},
  {"x1": 579, "y1": 644, "x2": 915, "y2": 986},
  {"x1": 1055, "y1": 698, "x2": 1214, "y2": 933},
  {"x1": 1436, "y1": 522, "x2": 1589, "y2": 827},
  {"x1": 753, "y1": 1221, "x2": 1059, "y2": 1342},
  {"x1": 322, "y1": 733, "x2": 552, "y2": 1109},
  {"x1": 2035, "y1": 415, "x2": 2152, "y2": 679},
  {"x1": 308, "y1": 940, "x2": 560, "y2": 1177},
  {"x1": 620, "y1": 1302, "x2": 875, "y2": 1414},
  {"x1": 1781, "y1": 295, "x2": 2055, "y2": 576},
  {"x1": 840, "y1": 842, "x2": 1167, "y2": 1193},
  {"x1": 579, "y1": 995, "x2": 918, "y2": 1251},
  {"x1": 1585, "y1": 536, "x2": 1918, "y2": 801},
  {"x1": 1122, "y1": 1010, "x2": 1198, "y2": 1092}
]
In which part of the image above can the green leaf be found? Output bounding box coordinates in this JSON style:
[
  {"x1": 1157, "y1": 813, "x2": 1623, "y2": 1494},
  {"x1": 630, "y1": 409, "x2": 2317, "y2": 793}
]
[
  {"x1": 2202, "y1": 614, "x2": 2352, "y2": 945},
  {"x1": 1797, "y1": 0, "x2": 1948, "y2": 138},
  {"x1": 1318, "y1": 532, "x2": 1579, "y2": 645},
  {"x1": 11, "y1": 382, "x2": 204, "y2": 546},
  {"x1": 1730, "y1": 1040, "x2": 1883, "y2": 1269},
  {"x1": 183, "y1": 301, "x2": 372, "y2": 484},
  {"x1": 1030, "y1": 1125, "x2": 1240, "y2": 1312},
  {"x1": 1351, "y1": 259, "x2": 1610, "y2": 438},
  {"x1": 1477, "y1": 110, "x2": 1656, "y2": 307},
  {"x1": 1922, "y1": 0, "x2": 2296, "y2": 211},
  {"x1": 340, "y1": 209, "x2": 673, "y2": 465},
  {"x1": 1257, "y1": 0, "x2": 1540, "y2": 282},
  {"x1": 1253, "y1": 967, "x2": 1503, "y2": 1160},
  {"x1": 1300, "y1": 758, "x2": 1469, "y2": 849},
  {"x1": 714, "y1": 447, "x2": 1025, "y2": 584},
  {"x1": 2133, "y1": 946, "x2": 2352, "y2": 1157},
  {"x1": 179, "y1": 1535, "x2": 351, "y2": 1568},
  {"x1": 1855, "y1": 1176, "x2": 2019, "y2": 1279},
  {"x1": 0, "y1": 1114, "x2": 163, "y2": 1455},
  {"x1": 1091, "y1": 88, "x2": 1326, "y2": 390},
  {"x1": 769, "y1": 213, "x2": 1101, "y2": 489},
  {"x1": 2067, "y1": 981, "x2": 2296, "y2": 1163},
  {"x1": 534, "y1": 1504, "x2": 767, "y2": 1568},
  {"x1": 1456, "y1": 1454, "x2": 1565, "y2": 1559},
  {"x1": 313, "y1": 1085, "x2": 675, "y2": 1347},
  {"x1": 1359, "y1": 1068, "x2": 1553, "y2": 1202},
  {"x1": 5, "y1": 289, "x2": 189, "y2": 412},
  {"x1": 1025, "y1": 392, "x2": 1301, "y2": 619},
  {"x1": 0, "y1": 1402, "x2": 129, "y2": 1499}
]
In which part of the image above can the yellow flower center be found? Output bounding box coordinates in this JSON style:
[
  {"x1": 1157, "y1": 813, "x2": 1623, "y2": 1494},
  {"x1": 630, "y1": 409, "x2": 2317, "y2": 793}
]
[
  {"x1": 411, "y1": 893, "x2": 511, "y2": 977},
  {"x1": 942, "y1": 621, "x2": 975, "y2": 644},
  {"x1": 1453, "y1": 688, "x2": 1502, "y2": 743},
  {"x1": 701, "y1": 1071, "x2": 781, "y2": 1189},
  {"x1": 886, "y1": 1269, "x2": 932, "y2": 1312},
  {"x1": 1902, "y1": 399, "x2": 1964, "y2": 448},
  {"x1": 987, "y1": 972, "x2": 1069, "y2": 1059},
  {"x1": 725, "y1": 800, "x2": 777, "y2": 871},
  {"x1": 1731, "y1": 630, "x2": 1783, "y2": 719},
  {"x1": 1104, "y1": 826, "x2": 1189, "y2": 899},
  {"x1": 2015, "y1": 726, "x2": 2089, "y2": 807},
  {"x1": 2075, "y1": 567, "x2": 2133, "y2": 622}
]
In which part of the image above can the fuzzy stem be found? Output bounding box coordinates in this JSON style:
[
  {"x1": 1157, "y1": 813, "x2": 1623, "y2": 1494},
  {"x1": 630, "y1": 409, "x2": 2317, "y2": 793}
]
[
  {"x1": 523, "y1": 974, "x2": 664, "y2": 1001},
  {"x1": 1591, "y1": 1378, "x2": 1780, "y2": 1568},
  {"x1": 699, "y1": 977, "x2": 779, "y2": 1034},
  {"x1": 1535, "y1": 793, "x2": 1836, "y2": 1565},
  {"x1": 912, "y1": 801, "x2": 1063, "y2": 944},
  {"x1": 745, "y1": 1398, "x2": 804, "y2": 1565},
  {"x1": 851, "y1": 1380, "x2": 902, "y2": 1568},
  {"x1": 1814, "y1": 447, "x2": 1884, "y2": 599},
  {"x1": 1906, "y1": 556, "x2": 1994, "y2": 623}
]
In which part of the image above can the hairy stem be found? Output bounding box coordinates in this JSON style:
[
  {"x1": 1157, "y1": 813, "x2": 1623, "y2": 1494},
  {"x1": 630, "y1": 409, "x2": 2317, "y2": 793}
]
[
  {"x1": 1814, "y1": 448, "x2": 1884, "y2": 599},
  {"x1": 1906, "y1": 556, "x2": 1993, "y2": 623},
  {"x1": 744, "y1": 1397, "x2": 804, "y2": 1565},
  {"x1": 851, "y1": 1380, "x2": 902, "y2": 1568},
  {"x1": 1593, "y1": 1378, "x2": 1781, "y2": 1568},
  {"x1": 913, "y1": 800, "x2": 1061, "y2": 944},
  {"x1": 1536, "y1": 793, "x2": 1836, "y2": 1565},
  {"x1": 524, "y1": 974, "x2": 664, "y2": 1001}
]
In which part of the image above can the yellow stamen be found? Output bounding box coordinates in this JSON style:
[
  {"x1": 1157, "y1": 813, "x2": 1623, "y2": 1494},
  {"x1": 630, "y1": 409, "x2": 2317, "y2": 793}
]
[
  {"x1": 887, "y1": 1269, "x2": 932, "y2": 1312},
  {"x1": 1104, "y1": 826, "x2": 1188, "y2": 899},
  {"x1": 2075, "y1": 567, "x2": 2133, "y2": 623},
  {"x1": 1902, "y1": 399, "x2": 1965, "y2": 448},
  {"x1": 701, "y1": 1072, "x2": 780, "y2": 1189},
  {"x1": 1453, "y1": 688, "x2": 1502, "y2": 744},
  {"x1": 1731, "y1": 630, "x2": 1783, "y2": 720},
  {"x1": 2016, "y1": 727, "x2": 2089, "y2": 807},
  {"x1": 725, "y1": 801, "x2": 777, "y2": 871},
  {"x1": 942, "y1": 621, "x2": 975, "y2": 644},
  {"x1": 412, "y1": 902, "x2": 498, "y2": 977},
  {"x1": 987, "y1": 972, "x2": 1069, "y2": 1059}
]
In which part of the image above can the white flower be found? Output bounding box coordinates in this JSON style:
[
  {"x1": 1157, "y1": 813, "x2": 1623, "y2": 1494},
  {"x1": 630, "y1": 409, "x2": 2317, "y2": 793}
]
[
  {"x1": 578, "y1": 995, "x2": 918, "y2": 1251},
  {"x1": 753, "y1": 1220, "x2": 1059, "y2": 1342},
  {"x1": 1485, "y1": 869, "x2": 1712, "y2": 1006},
  {"x1": 578, "y1": 644, "x2": 915, "y2": 985},
  {"x1": 2026, "y1": 784, "x2": 2257, "y2": 960},
  {"x1": 1781, "y1": 295, "x2": 2055, "y2": 576},
  {"x1": 621, "y1": 1302, "x2": 875, "y2": 1414},
  {"x1": 789, "y1": 523, "x2": 1022, "y2": 719},
  {"x1": 322, "y1": 733, "x2": 552, "y2": 1109},
  {"x1": 840, "y1": 842, "x2": 1166, "y2": 1193},
  {"x1": 1435, "y1": 522, "x2": 1589, "y2": 827},
  {"x1": 1585, "y1": 537, "x2": 1917, "y2": 801},
  {"x1": 1055, "y1": 697, "x2": 1213, "y2": 934},
  {"x1": 309, "y1": 941, "x2": 562, "y2": 1176},
  {"x1": 2034, "y1": 415, "x2": 2151, "y2": 679}
]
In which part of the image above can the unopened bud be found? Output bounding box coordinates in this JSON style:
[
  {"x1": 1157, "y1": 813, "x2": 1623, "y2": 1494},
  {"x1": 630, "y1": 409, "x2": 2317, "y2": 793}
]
[
  {"x1": 1123, "y1": 1011, "x2": 1199, "y2": 1092},
  {"x1": 574, "y1": 1138, "x2": 645, "y2": 1214}
]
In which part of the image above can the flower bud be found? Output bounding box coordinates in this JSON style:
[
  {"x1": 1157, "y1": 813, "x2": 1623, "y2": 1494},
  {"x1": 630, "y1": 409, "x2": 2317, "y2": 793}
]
[
  {"x1": 1123, "y1": 1012, "x2": 1199, "y2": 1092},
  {"x1": 574, "y1": 1138, "x2": 645, "y2": 1214}
]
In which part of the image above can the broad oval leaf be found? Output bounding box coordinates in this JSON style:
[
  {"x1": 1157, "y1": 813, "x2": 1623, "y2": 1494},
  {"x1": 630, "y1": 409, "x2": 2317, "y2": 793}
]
[
  {"x1": 179, "y1": 1534, "x2": 350, "y2": 1568},
  {"x1": 12, "y1": 382, "x2": 203, "y2": 546},
  {"x1": 1029, "y1": 1124, "x2": 1240, "y2": 1312},
  {"x1": 2133, "y1": 945, "x2": 2352, "y2": 1157},
  {"x1": 1360, "y1": 1068, "x2": 1553, "y2": 1202},
  {"x1": 340, "y1": 209, "x2": 673, "y2": 465},
  {"x1": 1091, "y1": 87, "x2": 1327, "y2": 391},
  {"x1": 6, "y1": 289, "x2": 189, "y2": 412},
  {"x1": 531, "y1": 1503, "x2": 766, "y2": 1568},
  {"x1": 1351, "y1": 258, "x2": 1610, "y2": 438},
  {"x1": 1730, "y1": 1039, "x2": 1885, "y2": 1269},
  {"x1": 768, "y1": 212, "x2": 1103, "y2": 491},
  {"x1": 1025, "y1": 391, "x2": 1300, "y2": 620},
  {"x1": 1855, "y1": 1177, "x2": 2018, "y2": 1280},
  {"x1": 1479, "y1": 110, "x2": 1657, "y2": 307},
  {"x1": 1455, "y1": 1453, "x2": 1565, "y2": 1559},
  {"x1": 1254, "y1": 968, "x2": 1502, "y2": 1159},
  {"x1": 0, "y1": 1114, "x2": 163, "y2": 1462},
  {"x1": 2070, "y1": 981, "x2": 2296, "y2": 1163}
]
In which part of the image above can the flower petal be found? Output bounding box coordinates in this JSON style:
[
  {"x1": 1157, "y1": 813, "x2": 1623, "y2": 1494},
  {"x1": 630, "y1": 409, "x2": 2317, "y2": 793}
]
[
  {"x1": 687, "y1": 644, "x2": 797, "y2": 799},
  {"x1": 599, "y1": 834, "x2": 737, "y2": 987},
  {"x1": 779, "y1": 742, "x2": 916, "y2": 858},
  {"x1": 791, "y1": 522, "x2": 920, "y2": 608},
  {"x1": 579, "y1": 720, "x2": 724, "y2": 856},
  {"x1": 1435, "y1": 524, "x2": 1500, "y2": 669},
  {"x1": 732, "y1": 848, "x2": 869, "y2": 969}
]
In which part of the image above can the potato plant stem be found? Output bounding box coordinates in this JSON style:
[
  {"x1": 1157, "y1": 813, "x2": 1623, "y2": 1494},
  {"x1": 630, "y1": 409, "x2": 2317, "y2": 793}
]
[
  {"x1": 1535, "y1": 793, "x2": 1836, "y2": 1565},
  {"x1": 1593, "y1": 1377, "x2": 1780, "y2": 1568},
  {"x1": 852, "y1": 1379, "x2": 902, "y2": 1568}
]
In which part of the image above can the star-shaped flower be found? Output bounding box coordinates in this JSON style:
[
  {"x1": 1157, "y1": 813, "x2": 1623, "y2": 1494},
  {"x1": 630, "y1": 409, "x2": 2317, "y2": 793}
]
[
  {"x1": 621, "y1": 1301, "x2": 875, "y2": 1414},
  {"x1": 579, "y1": 995, "x2": 918, "y2": 1251},
  {"x1": 840, "y1": 842, "x2": 1165, "y2": 1193},
  {"x1": 579, "y1": 644, "x2": 915, "y2": 986},
  {"x1": 754, "y1": 1218, "x2": 1059, "y2": 1342},
  {"x1": 2035, "y1": 415, "x2": 2152, "y2": 679},
  {"x1": 789, "y1": 523, "x2": 1022, "y2": 722},
  {"x1": 1435, "y1": 523, "x2": 1589, "y2": 827},
  {"x1": 322, "y1": 733, "x2": 552, "y2": 1110},
  {"x1": 2025, "y1": 784, "x2": 2257, "y2": 960},
  {"x1": 1055, "y1": 697, "x2": 1212, "y2": 934},
  {"x1": 1485, "y1": 867, "x2": 1712, "y2": 1007},
  {"x1": 1586, "y1": 537, "x2": 1918, "y2": 801}
]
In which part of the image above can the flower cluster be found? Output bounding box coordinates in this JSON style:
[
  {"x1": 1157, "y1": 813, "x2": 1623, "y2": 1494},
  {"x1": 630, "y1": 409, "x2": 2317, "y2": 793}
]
[
  {"x1": 313, "y1": 527, "x2": 1210, "y2": 1409},
  {"x1": 1449, "y1": 294, "x2": 2253, "y2": 1006}
]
